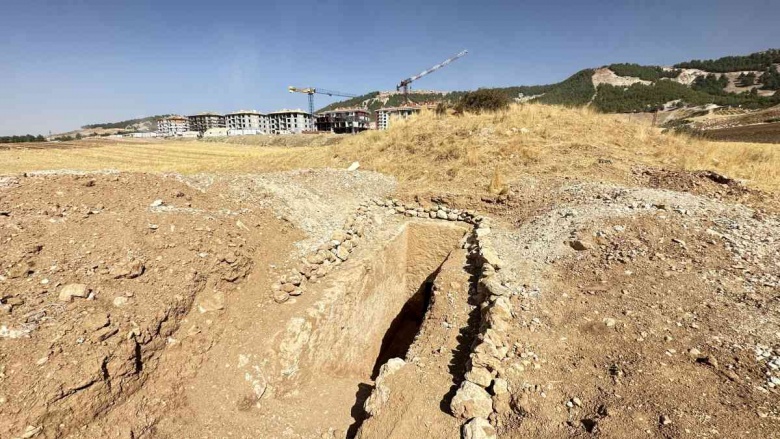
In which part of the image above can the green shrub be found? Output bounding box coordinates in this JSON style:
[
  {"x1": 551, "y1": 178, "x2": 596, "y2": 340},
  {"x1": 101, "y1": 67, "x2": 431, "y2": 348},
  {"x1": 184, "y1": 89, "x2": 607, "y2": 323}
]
[{"x1": 455, "y1": 89, "x2": 511, "y2": 113}]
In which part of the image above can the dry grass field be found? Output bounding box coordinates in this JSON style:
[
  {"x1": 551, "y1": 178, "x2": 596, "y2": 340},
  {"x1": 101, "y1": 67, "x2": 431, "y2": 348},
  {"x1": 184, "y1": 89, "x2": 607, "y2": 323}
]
[{"x1": 1, "y1": 104, "x2": 778, "y2": 192}]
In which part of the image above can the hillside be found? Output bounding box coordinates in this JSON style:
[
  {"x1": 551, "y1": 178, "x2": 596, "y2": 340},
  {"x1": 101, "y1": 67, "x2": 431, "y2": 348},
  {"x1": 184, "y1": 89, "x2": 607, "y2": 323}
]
[
  {"x1": 81, "y1": 115, "x2": 170, "y2": 131},
  {"x1": 321, "y1": 49, "x2": 780, "y2": 117}
]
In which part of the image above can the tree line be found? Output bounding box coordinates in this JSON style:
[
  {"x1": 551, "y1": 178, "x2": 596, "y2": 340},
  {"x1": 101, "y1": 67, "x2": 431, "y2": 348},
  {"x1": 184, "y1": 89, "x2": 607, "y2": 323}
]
[
  {"x1": 0, "y1": 134, "x2": 46, "y2": 143},
  {"x1": 81, "y1": 114, "x2": 170, "y2": 129},
  {"x1": 674, "y1": 49, "x2": 780, "y2": 73},
  {"x1": 608, "y1": 64, "x2": 680, "y2": 81}
]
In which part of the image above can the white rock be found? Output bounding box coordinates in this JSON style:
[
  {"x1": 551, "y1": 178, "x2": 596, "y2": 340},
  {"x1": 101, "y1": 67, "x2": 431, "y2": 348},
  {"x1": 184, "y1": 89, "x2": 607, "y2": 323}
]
[
  {"x1": 347, "y1": 162, "x2": 360, "y2": 171},
  {"x1": 113, "y1": 296, "x2": 129, "y2": 307},
  {"x1": 462, "y1": 417, "x2": 497, "y2": 439},
  {"x1": 481, "y1": 247, "x2": 504, "y2": 270},
  {"x1": 492, "y1": 378, "x2": 509, "y2": 395},
  {"x1": 58, "y1": 283, "x2": 88, "y2": 302},
  {"x1": 197, "y1": 291, "x2": 225, "y2": 313},
  {"x1": 465, "y1": 366, "x2": 493, "y2": 387},
  {"x1": 364, "y1": 358, "x2": 405, "y2": 416},
  {"x1": 450, "y1": 381, "x2": 493, "y2": 419}
]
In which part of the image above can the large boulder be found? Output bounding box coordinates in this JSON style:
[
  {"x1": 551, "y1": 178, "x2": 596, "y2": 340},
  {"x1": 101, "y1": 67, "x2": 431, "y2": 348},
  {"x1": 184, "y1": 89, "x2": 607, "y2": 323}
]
[
  {"x1": 450, "y1": 381, "x2": 493, "y2": 419},
  {"x1": 462, "y1": 417, "x2": 497, "y2": 439}
]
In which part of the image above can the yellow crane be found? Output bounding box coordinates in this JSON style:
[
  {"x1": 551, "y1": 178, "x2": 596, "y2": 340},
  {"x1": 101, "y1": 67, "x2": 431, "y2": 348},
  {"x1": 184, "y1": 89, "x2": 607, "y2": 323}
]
[{"x1": 288, "y1": 86, "x2": 358, "y2": 117}]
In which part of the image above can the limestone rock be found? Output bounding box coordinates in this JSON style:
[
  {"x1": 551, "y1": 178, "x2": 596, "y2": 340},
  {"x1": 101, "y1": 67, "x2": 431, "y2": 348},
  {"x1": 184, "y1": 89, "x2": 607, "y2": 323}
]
[
  {"x1": 287, "y1": 273, "x2": 303, "y2": 286},
  {"x1": 436, "y1": 210, "x2": 448, "y2": 219},
  {"x1": 481, "y1": 247, "x2": 504, "y2": 269},
  {"x1": 451, "y1": 381, "x2": 493, "y2": 419},
  {"x1": 273, "y1": 290, "x2": 290, "y2": 303},
  {"x1": 59, "y1": 283, "x2": 89, "y2": 302},
  {"x1": 336, "y1": 245, "x2": 350, "y2": 261},
  {"x1": 111, "y1": 260, "x2": 145, "y2": 279},
  {"x1": 198, "y1": 291, "x2": 225, "y2": 313},
  {"x1": 462, "y1": 417, "x2": 497, "y2": 439},
  {"x1": 331, "y1": 230, "x2": 347, "y2": 243},
  {"x1": 481, "y1": 278, "x2": 510, "y2": 297},
  {"x1": 364, "y1": 358, "x2": 405, "y2": 416},
  {"x1": 465, "y1": 366, "x2": 493, "y2": 387},
  {"x1": 492, "y1": 378, "x2": 509, "y2": 395},
  {"x1": 82, "y1": 312, "x2": 110, "y2": 331}
]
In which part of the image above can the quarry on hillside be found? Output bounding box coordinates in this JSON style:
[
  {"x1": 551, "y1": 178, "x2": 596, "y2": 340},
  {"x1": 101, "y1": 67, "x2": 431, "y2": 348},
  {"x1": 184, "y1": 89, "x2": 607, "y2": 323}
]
[{"x1": 1, "y1": 105, "x2": 780, "y2": 439}]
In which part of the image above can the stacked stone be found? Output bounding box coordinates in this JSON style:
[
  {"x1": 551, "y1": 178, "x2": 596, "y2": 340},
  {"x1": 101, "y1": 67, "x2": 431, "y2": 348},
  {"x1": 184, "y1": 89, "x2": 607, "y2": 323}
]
[
  {"x1": 272, "y1": 203, "x2": 369, "y2": 303},
  {"x1": 450, "y1": 222, "x2": 511, "y2": 439},
  {"x1": 373, "y1": 198, "x2": 484, "y2": 225},
  {"x1": 350, "y1": 198, "x2": 507, "y2": 438}
]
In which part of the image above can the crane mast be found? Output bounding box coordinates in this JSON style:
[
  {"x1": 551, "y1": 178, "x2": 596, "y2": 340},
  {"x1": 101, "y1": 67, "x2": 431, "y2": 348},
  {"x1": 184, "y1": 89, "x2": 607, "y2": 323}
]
[{"x1": 397, "y1": 50, "x2": 469, "y2": 98}]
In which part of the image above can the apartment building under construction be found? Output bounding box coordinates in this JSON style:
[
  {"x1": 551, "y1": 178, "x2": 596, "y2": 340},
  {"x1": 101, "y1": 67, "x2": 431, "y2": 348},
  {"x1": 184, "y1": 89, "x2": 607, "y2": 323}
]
[
  {"x1": 315, "y1": 109, "x2": 371, "y2": 133},
  {"x1": 268, "y1": 109, "x2": 313, "y2": 134},
  {"x1": 188, "y1": 112, "x2": 226, "y2": 134},
  {"x1": 225, "y1": 110, "x2": 270, "y2": 134},
  {"x1": 157, "y1": 115, "x2": 190, "y2": 137}
]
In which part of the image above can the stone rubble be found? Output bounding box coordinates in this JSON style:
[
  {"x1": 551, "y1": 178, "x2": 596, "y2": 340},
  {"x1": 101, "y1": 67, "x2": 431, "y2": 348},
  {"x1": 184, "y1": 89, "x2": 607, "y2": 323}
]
[
  {"x1": 271, "y1": 195, "x2": 509, "y2": 438},
  {"x1": 270, "y1": 197, "x2": 486, "y2": 303}
]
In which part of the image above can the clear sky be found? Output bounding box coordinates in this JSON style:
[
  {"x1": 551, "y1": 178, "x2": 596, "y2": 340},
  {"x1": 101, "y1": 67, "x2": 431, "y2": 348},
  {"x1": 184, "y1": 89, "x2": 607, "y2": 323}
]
[{"x1": 1, "y1": 0, "x2": 777, "y2": 135}]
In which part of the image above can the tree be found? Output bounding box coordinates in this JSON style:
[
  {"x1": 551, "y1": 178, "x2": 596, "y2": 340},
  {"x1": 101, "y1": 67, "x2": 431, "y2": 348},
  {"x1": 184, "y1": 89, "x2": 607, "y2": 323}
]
[
  {"x1": 760, "y1": 67, "x2": 780, "y2": 90},
  {"x1": 739, "y1": 72, "x2": 757, "y2": 86},
  {"x1": 455, "y1": 89, "x2": 510, "y2": 113}
]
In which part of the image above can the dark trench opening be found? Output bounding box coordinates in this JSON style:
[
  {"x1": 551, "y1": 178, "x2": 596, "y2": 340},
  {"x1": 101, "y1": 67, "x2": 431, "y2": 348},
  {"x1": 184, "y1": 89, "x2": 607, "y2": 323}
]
[
  {"x1": 347, "y1": 270, "x2": 439, "y2": 438},
  {"x1": 370, "y1": 274, "x2": 435, "y2": 379}
]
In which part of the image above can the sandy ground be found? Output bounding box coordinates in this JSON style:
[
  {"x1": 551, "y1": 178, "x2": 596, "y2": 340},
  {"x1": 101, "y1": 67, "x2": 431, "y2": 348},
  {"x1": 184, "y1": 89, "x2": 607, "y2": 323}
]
[{"x1": 1, "y1": 163, "x2": 778, "y2": 439}]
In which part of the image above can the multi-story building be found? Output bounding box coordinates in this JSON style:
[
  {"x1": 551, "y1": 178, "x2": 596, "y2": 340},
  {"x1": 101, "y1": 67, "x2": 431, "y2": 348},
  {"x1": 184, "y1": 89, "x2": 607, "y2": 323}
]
[
  {"x1": 267, "y1": 109, "x2": 313, "y2": 134},
  {"x1": 375, "y1": 106, "x2": 424, "y2": 130},
  {"x1": 315, "y1": 109, "x2": 371, "y2": 134},
  {"x1": 187, "y1": 112, "x2": 226, "y2": 134},
  {"x1": 225, "y1": 110, "x2": 270, "y2": 134},
  {"x1": 157, "y1": 115, "x2": 189, "y2": 137}
]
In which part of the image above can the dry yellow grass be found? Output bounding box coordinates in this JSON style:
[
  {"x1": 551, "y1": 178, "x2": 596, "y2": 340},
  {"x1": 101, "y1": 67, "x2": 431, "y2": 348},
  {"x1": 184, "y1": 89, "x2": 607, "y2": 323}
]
[{"x1": 1, "y1": 104, "x2": 777, "y2": 192}]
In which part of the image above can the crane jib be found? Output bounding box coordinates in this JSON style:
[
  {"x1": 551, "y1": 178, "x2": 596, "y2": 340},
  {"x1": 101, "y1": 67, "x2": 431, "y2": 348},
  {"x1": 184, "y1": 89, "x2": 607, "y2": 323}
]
[{"x1": 397, "y1": 50, "x2": 468, "y2": 89}]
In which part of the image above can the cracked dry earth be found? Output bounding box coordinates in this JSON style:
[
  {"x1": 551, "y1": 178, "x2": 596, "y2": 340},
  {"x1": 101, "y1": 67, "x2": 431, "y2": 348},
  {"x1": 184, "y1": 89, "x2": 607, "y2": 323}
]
[{"x1": 1, "y1": 168, "x2": 780, "y2": 439}]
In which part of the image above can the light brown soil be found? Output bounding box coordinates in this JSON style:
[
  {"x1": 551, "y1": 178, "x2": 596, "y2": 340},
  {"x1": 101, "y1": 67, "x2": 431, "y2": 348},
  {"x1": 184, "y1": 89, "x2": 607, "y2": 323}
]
[{"x1": 2, "y1": 164, "x2": 779, "y2": 439}]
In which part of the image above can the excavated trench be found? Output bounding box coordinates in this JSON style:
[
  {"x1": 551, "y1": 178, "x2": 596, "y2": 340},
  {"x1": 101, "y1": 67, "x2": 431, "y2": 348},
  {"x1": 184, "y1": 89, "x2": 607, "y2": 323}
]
[{"x1": 272, "y1": 221, "x2": 470, "y2": 436}]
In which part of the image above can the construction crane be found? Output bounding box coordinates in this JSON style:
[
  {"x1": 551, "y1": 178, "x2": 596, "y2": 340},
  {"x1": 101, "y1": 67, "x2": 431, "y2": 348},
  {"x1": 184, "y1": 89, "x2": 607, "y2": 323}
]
[
  {"x1": 287, "y1": 87, "x2": 358, "y2": 117},
  {"x1": 396, "y1": 50, "x2": 469, "y2": 101}
]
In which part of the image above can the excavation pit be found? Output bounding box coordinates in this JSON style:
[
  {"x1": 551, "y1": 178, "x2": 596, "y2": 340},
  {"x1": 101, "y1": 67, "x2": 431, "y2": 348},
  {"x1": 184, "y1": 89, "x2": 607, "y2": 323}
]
[{"x1": 267, "y1": 221, "x2": 470, "y2": 437}]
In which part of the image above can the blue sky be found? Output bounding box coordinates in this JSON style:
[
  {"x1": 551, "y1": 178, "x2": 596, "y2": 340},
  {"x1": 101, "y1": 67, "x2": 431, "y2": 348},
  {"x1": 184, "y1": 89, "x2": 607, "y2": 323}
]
[{"x1": 1, "y1": 0, "x2": 777, "y2": 135}]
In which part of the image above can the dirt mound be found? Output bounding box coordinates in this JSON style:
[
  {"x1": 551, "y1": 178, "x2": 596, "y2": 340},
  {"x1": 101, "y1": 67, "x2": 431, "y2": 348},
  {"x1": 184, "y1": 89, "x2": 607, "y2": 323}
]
[{"x1": 0, "y1": 172, "x2": 290, "y2": 438}]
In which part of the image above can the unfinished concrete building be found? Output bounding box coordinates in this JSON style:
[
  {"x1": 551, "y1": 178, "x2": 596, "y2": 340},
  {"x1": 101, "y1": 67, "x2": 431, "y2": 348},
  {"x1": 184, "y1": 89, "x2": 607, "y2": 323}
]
[
  {"x1": 315, "y1": 109, "x2": 371, "y2": 134},
  {"x1": 187, "y1": 112, "x2": 226, "y2": 134},
  {"x1": 268, "y1": 109, "x2": 313, "y2": 134},
  {"x1": 376, "y1": 106, "x2": 423, "y2": 130},
  {"x1": 157, "y1": 116, "x2": 190, "y2": 137},
  {"x1": 225, "y1": 110, "x2": 270, "y2": 135}
]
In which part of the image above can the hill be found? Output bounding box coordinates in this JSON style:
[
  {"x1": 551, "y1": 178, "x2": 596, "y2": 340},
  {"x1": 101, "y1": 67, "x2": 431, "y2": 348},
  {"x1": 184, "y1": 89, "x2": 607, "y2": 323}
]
[
  {"x1": 320, "y1": 49, "x2": 780, "y2": 117},
  {"x1": 81, "y1": 115, "x2": 170, "y2": 131}
]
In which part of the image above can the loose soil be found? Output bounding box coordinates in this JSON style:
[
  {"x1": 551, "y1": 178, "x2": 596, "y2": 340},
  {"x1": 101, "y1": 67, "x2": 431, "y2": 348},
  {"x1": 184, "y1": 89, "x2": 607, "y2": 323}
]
[{"x1": 2, "y1": 161, "x2": 779, "y2": 437}]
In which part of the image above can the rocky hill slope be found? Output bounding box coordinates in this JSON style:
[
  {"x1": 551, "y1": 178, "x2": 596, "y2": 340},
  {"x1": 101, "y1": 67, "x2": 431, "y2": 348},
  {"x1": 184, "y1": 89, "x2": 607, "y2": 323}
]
[{"x1": 322, "y1": 49, "x2": 780, "y2": 116}]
